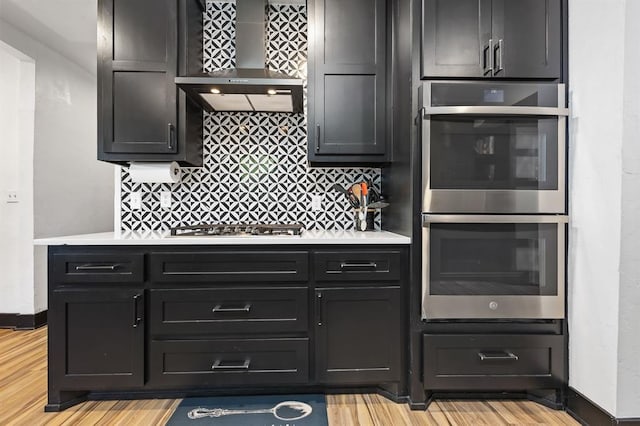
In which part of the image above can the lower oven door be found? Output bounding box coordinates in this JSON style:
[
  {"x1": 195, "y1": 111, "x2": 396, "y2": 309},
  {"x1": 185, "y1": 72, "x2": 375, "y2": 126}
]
[{"x1": 421, "y1": 214, "x2": 567, "y2": 320}]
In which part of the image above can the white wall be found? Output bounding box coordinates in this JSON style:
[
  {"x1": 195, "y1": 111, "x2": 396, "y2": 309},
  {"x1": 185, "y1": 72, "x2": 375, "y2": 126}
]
[
  {"x1": 0, "y1": 16, "x2": 114, "y2": 315},
  {"x1": 0, "y1": 43, "x2": 35, "y2": 315},
  {"x1": 569, "y1": 0, "x2": 640, "y2": 418},
  {"x1": 616, "y1": 0, "x2": 640, "y2": 416}
]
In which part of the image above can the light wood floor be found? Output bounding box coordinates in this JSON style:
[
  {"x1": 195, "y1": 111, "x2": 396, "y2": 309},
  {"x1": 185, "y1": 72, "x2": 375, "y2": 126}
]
[{"x1": 0, "y1": 327, "x2": 578, "y2": 425}]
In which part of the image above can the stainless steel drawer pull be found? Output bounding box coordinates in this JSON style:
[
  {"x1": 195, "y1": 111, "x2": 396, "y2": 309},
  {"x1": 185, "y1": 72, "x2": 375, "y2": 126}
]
[
  {"x1": 75, "y1": 264, "x2": 119, "y2": 271},
  {"x1": 340, "y1": 262, "x2": 377, "y2": 269},
  {"x1": 212, "y1": 304, "x2": 252, "y2": 313},
  {"x1": 478, "y1": 351, "x2": 519, "y2": 361},
  {"x1": 211, "y1": 359, "x2": 251, "y2": 370}
]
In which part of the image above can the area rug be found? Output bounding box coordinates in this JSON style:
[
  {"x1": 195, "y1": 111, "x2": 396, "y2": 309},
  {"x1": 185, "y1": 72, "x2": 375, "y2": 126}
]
[{"x1": 166, "y1": 394, "x2": 328, "y2": 426}]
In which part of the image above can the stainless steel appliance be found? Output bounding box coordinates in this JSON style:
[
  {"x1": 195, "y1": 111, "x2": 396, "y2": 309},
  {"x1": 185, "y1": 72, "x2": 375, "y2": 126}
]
[
  {"x1": 421, "y1": 214, "x2": 567, "y2": 320},
  {"x1": 175, "y1": 0, "x2": 303, "y2": 113},
  {"x1": 170, "y1": 223, "x2": 304, "y2": 237},
  {"x1": 420, "y1": 81, "x2": 569, "y2": 214}
]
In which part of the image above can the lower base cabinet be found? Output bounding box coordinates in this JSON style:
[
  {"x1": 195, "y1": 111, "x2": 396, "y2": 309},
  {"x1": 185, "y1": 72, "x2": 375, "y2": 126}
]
[
  {"x1": 315, "y1": 286, "x2": 401, "y2": 384},
  {"x1": 149, "y1": 338, "x2": 310, "y2": 387},
  {"x1": 423, "y1": 334, "x2": 565, "y2": 391},
  {"x1": 46, "y1": 245, "x2": 408, "y2": 411},
  {"x1": 48, "y1": 288, "x2": 145, "y2": 390}
]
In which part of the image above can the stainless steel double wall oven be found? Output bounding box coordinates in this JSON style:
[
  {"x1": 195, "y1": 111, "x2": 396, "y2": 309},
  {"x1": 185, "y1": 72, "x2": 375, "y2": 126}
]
[{"x1": 420, "y1": 81, "x2": 569, "y2": 320}]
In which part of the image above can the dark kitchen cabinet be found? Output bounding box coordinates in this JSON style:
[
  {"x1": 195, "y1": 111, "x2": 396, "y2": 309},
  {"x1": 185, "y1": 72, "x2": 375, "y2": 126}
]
[
  {"x1": 421, "y1": 0, "x2": 561, "y2": 79},
  {"x1": 97, "y1": 0, "x2": 203, "y2": 166},
  {"x1": 45, "y1": 245, "x2": 409, "y2": 411},
  {"x1": 308, "y1": 0, "x2": 389, "y2": 164},
  {"x1": 48, "y1": 288, "x2": 145, "y2": 390},
  {"x1": 423, "y1": 334, "x2": 565, "y2": 390},
  {"x1": 315, "y1": 286, "x2": 401, "y2": 384}
]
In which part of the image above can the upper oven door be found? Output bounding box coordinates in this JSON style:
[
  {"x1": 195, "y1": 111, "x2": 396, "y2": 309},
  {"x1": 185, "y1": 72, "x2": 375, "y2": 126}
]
[{"x1": 420, "y1": 81, "x2": 568, "y2": 214}]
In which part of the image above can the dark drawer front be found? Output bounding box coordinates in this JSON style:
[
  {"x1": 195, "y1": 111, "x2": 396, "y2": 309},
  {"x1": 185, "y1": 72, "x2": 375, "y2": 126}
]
[
  {"x1": 423, "y1": 334, "x2": 565, "y2": 390},
  {"x1": 149, "y1": 338, "x2": 309, "y2": 387},
  {"x1": 149, "y1": 251, "x2": 309, "y2": 283},
  {"x1": 52, "y1": 253, "x2": 144, "y2": 283},
  {"x1": 313, "y1": 250, "x2": 401, "y2": 282},
  {"x1": 149, "y1": 287, "x2": 309, "y2": 335}
]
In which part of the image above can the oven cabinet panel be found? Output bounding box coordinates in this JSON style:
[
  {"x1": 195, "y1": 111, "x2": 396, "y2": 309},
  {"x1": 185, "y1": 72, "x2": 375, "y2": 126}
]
[
  {"x1": 423, "y1": 334, "x2": 565, "y2": 390},
  {"x1": 49, "y1": 288, "x2": 145, "y2": 390},
  {"x1": 315, "y1": 287, "x2": 401, "y2": 384},
  {"x1": 421, "y1": 0, "x2": 491, "y2": 78},
  {"x1": 491, "y1": 0, "x2": 562, "y2": 79},
  {"x1": 149, "y1": 251, "x2": 309, "y2": 283},
  {"x1": 149, "y1": 287, "x2": 309, "y2": 335},
  {"x1": 148, "y1": 338, "x2": 309, "y2": 388},
  {"x1": 421, "y1": 0, "x2": 561, "y2": 79}
]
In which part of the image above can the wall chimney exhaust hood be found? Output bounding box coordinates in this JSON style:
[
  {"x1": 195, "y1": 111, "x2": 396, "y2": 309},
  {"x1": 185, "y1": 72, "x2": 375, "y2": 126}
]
[{"x1": 175, "y1": 0, "x2": 303, "y2": 113}]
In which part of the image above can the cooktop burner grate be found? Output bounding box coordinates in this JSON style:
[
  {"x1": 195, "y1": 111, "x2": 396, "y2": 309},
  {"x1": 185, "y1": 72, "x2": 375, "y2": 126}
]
[{"x1": 170, "y1": 223, "x2": 304, "y2": 237}]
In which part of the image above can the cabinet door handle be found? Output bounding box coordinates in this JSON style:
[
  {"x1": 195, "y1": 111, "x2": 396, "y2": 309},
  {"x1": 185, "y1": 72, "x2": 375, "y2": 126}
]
[
  {"x1": 483, "y1": 38, "x2": 494, "y2": 76},
  {"x1": 494, "y1": 39, "x2": 504, "y2": 75},
  {"x1": 478, "y1": 351, "x2": 519, "y2": 361},
  {"x1": 316, "y1": 292, "x2": 323, "y2": 326},
  {"x1": 75, "y1": 264, "x2": 118, "y2": 271},
  {"x1": 211, "y1": 304, "x2": 251, "y2": 313},
  {"x1": 211, "y1": 359, "x2": 251, "y2": 370},
  {"x1": 340, "y1": 262, "x2": 377, "y2": 269},
  {"x1": 132, "y1": 293, "x2": 142, "y2": 328},
  {"x1": 315, "y1": 124, "x2": 321, "y2": 152},
  {"x1": 167, "y1": 123, "x2": 175, "y2": 150}
]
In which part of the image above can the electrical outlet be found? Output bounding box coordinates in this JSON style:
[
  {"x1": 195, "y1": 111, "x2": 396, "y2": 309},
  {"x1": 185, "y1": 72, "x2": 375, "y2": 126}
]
[
  {"x1": 130, "y1": 192, "x2": 142, "y2": 210},
  {"x1": 6, "y1": 190, "x2": 19, "y2": 204},
  {"x1": 160, "y1": 191, "x2": 172, "y2": 209},
  {"x1": 311, "y1": 194, "x2": 322, "y2": 211}
]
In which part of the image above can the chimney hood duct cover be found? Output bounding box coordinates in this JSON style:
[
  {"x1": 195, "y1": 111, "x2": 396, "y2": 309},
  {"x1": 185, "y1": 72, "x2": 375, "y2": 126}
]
[{"x1": 175, "y1": 0, "x2": 304, "y2": 113}]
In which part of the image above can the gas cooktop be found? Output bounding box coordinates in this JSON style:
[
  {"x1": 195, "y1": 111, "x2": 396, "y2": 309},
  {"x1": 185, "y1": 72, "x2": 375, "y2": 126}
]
[{"x1": 170, "y1": 223, "x2": 304, "y2": 237}]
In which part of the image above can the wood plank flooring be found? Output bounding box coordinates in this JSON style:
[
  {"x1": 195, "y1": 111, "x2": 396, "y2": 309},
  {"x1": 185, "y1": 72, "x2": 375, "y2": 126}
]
[{"x1": 0, "y1": 327, "x2": 578, "y2": 425}]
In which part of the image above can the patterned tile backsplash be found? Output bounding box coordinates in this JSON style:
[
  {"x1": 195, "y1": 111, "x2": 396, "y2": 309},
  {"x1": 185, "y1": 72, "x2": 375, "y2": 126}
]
[{"x1": 120, "y1": 1, "x2": 382, "y2": 231}]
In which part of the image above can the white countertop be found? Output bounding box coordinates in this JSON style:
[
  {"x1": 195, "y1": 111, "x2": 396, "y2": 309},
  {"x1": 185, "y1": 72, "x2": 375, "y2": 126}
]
[{"x1": 33, "y1": 230, "x2": 411, "y2": 246}]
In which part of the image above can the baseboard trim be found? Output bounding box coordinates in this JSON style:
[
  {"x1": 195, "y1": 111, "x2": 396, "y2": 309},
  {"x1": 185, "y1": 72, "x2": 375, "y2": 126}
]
[
  {"x1": 567, "y1": 387, "x2": 640, "y2": 425},
  {"x1": 0, "y1": 310, "x2": 47, "y2": 330}
]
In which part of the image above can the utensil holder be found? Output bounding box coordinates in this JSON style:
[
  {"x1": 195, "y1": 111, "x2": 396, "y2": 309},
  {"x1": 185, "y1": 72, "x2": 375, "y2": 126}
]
[{"x1": 354, "y1": 210, "x2": 375, "y2": 231}]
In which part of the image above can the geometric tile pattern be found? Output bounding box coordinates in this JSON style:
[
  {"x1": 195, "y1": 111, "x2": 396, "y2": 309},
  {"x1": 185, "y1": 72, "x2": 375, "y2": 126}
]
[{"x1": 120, "y1": 1, "x2": 382, "y2": 231}]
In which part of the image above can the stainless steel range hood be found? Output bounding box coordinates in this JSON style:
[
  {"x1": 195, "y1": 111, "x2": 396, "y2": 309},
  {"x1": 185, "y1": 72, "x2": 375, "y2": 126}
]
[{"x1": 176, "y1": 0, "x2": 303, "y2": 113}]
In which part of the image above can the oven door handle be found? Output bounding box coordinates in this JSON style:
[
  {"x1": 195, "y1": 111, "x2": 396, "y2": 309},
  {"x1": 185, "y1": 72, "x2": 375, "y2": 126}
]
[
  {"x1": 422, "y1": 214, "x2": 569, "y2": 225},
  {"x1": 423, "y1": 105, "x2": 569, "y2": 117}
]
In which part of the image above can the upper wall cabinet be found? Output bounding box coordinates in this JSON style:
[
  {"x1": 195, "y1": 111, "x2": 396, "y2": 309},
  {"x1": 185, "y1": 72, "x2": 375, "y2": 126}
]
[
  {"x1": 421, "y1": 0, "x2": 561, "y2": 79},
  {"x1": 308, "y1": 0, "x2": 389, "y2": 165},
  {"x1": 98, "y1": 0, "x2": 203, "y2": 166}
]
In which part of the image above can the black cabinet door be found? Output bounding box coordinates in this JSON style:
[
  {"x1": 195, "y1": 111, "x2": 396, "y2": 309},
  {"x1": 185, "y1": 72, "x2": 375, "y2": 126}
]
[
  {"x1": 491, "y1": 0, "x2": 561, "y2": 78},
  {"x1": 308, "y1": 0, "x2": 388, "y2": 162},
  {"x1": 98, "y1": 0, "x2": 178, "y2": 157},
  {"x1": 421, "y1": 0, "x2": 561, "y2": 79},
  {"x1": 421, "y1": 0, "x2": 492, "y2": 78},
  {"x1": 49, "y1": 288, "x2": 144, "y2": 389},
  {"x1": 315, "y1": 286, "x2": 401, "y2": 384}
]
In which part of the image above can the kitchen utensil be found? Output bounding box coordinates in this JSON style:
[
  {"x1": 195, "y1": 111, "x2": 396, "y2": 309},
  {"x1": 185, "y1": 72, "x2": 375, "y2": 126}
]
[
  {"x1": 332, "y1": 183, "x2": 360, "y2": 208},
  {"x1": 360, "y1": 182, "x2": 368, "y2": 231}
]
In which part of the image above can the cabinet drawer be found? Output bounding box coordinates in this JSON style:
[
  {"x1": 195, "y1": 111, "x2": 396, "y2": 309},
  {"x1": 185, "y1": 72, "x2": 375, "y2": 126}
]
[
  {"x1": 423, "y1": 334, "x2": 565, "y2": 390},
  {"x1": 52, "y1": 253, "x2": 144, "y2": 283},
  {"x1": 149, "y1": 287, "x2": 308, "y2": 335},
  {"x1": 149, "y1": 338, "x2": 309, "y2": 387},
  {"x1": 313, "y1": 250, "x2": 401, "y2": 282},
  {"x1": 149, "y1": 251, "x2": 309, "y2": 283}
]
